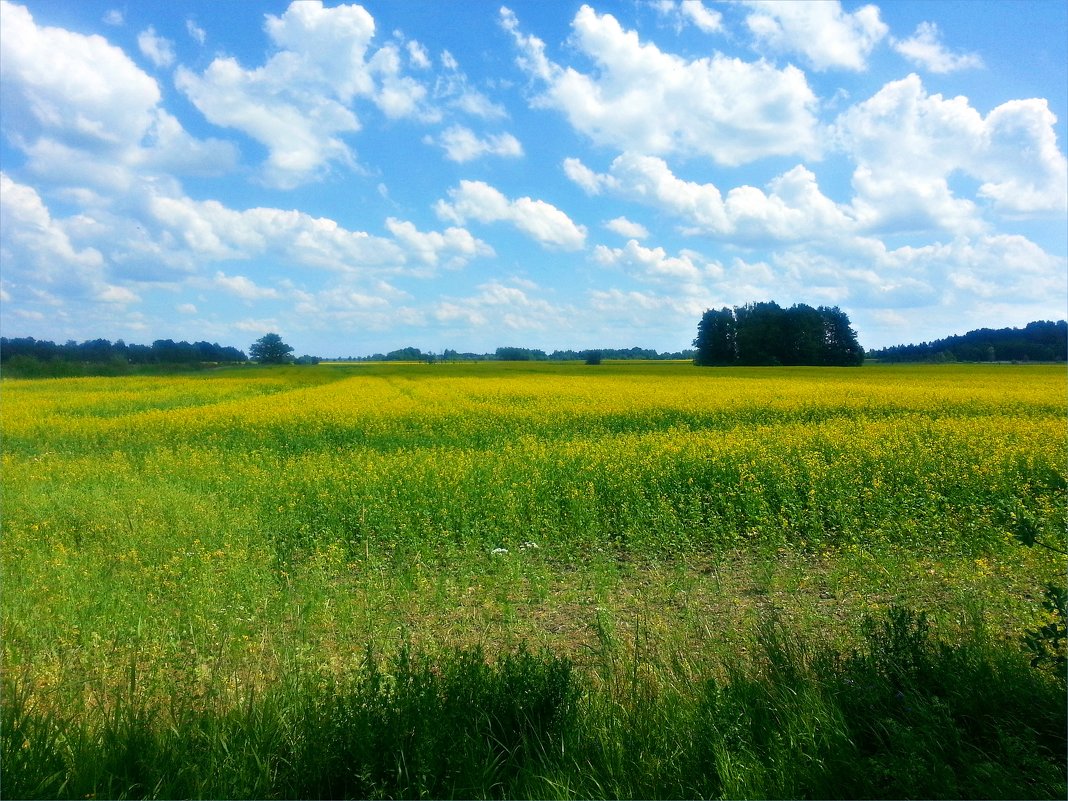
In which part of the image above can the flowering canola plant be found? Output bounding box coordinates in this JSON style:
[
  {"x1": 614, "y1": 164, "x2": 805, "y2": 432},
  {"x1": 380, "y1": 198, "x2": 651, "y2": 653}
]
[{"x1": 2, "y1": 362, "x2": 1065, "y2": 702}]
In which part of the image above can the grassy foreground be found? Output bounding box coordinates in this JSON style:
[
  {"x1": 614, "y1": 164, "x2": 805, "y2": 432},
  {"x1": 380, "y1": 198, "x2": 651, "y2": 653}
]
[{"x1": 2, "y1": 362, "x2": 1065, "y2": 798}]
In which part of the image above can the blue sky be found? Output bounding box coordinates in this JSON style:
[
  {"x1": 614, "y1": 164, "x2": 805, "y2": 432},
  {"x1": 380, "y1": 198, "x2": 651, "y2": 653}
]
[{"x1": 1, "y1": 0, "x2": 1065, "y2": 357}]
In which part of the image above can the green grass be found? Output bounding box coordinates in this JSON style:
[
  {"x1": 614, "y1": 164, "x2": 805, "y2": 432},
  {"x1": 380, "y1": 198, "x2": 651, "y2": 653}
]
[{"x1": 4, "y1": 606, "x2": 1064, "y2": 800}]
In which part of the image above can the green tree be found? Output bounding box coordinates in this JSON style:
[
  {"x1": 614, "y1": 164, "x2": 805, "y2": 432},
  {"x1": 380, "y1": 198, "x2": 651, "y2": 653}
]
[
  {"x1": 693, "y1": 307, "x2": 737, "y2": 365},
  {"x1": 250, "y1": 333, "x2": 294, "y2": 364},
  {"x1": 694, "y1": 302, "x2": 864, "y2": 367}
]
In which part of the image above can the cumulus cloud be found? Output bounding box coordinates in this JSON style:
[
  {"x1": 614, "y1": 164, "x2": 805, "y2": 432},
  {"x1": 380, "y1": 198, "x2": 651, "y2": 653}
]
[
  {"x1": 434, "y1": 279, "x2": 567, "y2": 332},
  {"x1": 148, "y1": 193, "x2": 492, "y2": 274},
  {"x1": 835, "y1": 74, "x2": 1068, "y2": 227},
  {"x1": 567, "y1": 154, "x2": 855, "y2": 241},
  {"x1": 430, "y1": 125, "x2": 523, "y2": 162},
  {"x1": 0, "y1": 173, "x2": 141, "y2": 308},
  {"x1": 892, "y1": 21, "x2": 982, "y2": 73},
  {"x1": 0, "y1": 1, "x2": 236, "y2": 185},
  {"x1": 593, "y1": 239, "x2": 720, "y2": 286},
  {"x1": 384, "y1": 217, "x2": 495, "y2": 269},
  {"x1": 175, "y1": 0, "x2": 435, "y2": 188},
  {"x1": 210, "y1": 272, "x2": 282, "y2": 301},
  {"x1": 435, "y1": 180, "x2": 587, "y2": 251},
  {"x1": 742, "y1": 0, "x2": 888, "y2": 72},
  {"x1": 0, "y1": 173, "x2": 104, "y2": 278},
  {"x1": 604, "y1": 217, "x2": 648, "y2": 239},
  {"x1": 501, "y1": 4, "x2": 819, "y2": 165},
  {"x1": 137, "y1": 26, "x2": 175, "y2": 68}
]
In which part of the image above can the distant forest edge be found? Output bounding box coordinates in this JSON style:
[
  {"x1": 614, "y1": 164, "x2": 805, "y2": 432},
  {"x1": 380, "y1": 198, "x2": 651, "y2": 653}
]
[
  {"x1": 0, "y1": 337, "x2": 696, "y2": 377},
  {"x1": 0, "y1": 337, "x2": 248, "y2": 377},
  {"x1": 866, "y1": 320, "x2": 1067, "y2": 363},
  {"x1": 1, "y1": 318, "x2": 1065, "y2": 377}
]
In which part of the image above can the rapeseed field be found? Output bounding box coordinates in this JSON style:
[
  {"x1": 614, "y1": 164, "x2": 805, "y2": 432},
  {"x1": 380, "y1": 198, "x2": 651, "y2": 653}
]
[{"x1": 3, "y1": 362, "x2": 1065, "y2": 798}]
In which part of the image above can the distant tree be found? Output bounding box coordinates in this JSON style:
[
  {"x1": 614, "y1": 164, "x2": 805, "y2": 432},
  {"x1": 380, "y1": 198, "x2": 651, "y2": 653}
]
[
  {"x1": 250, "y1": 333, "x2": 294, "y2": 364},
  {"x1": 495, "y1": 346, "x2": 547, "y2": 361},
  {"x1": 385, "y1": 346, "x2": 424, "y2": 361},
  {"x1": 584, "y1": 350, "x2": 603, "y2": 365}
]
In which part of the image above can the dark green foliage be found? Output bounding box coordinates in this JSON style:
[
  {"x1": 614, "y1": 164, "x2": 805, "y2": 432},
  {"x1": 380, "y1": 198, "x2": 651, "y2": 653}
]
[
  {"x1": 250, "y1": 333, "x2": 295, "y2": 364},
  {"x1": 495, "y1": 346, "x2": 548, "y2": 361},
  {"x1": 0, "y1": 336, "x2": 247, "y2": 375},
  {"x1": 694, "y1": 301, "x2": 864, "y2": 366},
  {"x1": 870, "y1": 319, "x2": 1068, "y2": 362},
  {"x1": 693, "y1": 307, "x2": 737, "y2": 365},
  {"x1": 1023, "y1": 585, "x2": 1068, "y2": 670},
  {"x1": 290, "y1": 644, "x2": 579, "y2": 798}
]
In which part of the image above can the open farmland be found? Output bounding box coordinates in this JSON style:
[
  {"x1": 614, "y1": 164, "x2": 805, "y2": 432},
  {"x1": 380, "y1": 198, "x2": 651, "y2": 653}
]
[{"x1": 3, "y1": 362, "x2": 1066, "y2": 798}]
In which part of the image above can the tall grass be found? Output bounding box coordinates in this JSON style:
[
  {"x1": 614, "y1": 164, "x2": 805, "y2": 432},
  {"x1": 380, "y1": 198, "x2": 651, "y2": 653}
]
[{"x1": 4, "y1": 606, "x2": 1064, "y2": 799}]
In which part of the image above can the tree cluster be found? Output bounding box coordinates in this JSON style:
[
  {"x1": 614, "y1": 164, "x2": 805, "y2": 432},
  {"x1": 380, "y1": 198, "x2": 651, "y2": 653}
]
[
  {"x1": 694, "y1": 302, "x2": 864, "y2": 367},
  {"x1": 867, "y1": 320, "x2": 1066, "y2": 363},
  {"x1": 1, "y1": 336, "x2": 246, "y2": 366}
]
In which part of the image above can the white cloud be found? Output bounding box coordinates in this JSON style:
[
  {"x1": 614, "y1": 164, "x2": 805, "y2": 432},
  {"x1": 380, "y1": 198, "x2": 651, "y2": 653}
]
[
  {"x1": 835, "y1": 74, "x2": 1068, "y2": 227},
  {"x1": 407, "y1": 40, "x2": 431, "y2": 69},
  {"x1": 95, "y1": 284, "x2": 140, "y2": 304},
  {"x1": 0, "y1": 1, "x2": 236, "y2": 186},
  {"x1": 433, "y1": 52, "x2": 508, "y2": 120},
  {"x1": 435, "y1": 180, "x2": 587, "y2": 251},
  {"x1": 680, "y1": 0, "x2": 723, "y2": 33},
  {"x1": 567, "y1": 154, "x2": 856, "y2": 241},
  {"x1": 103, "y1": 9, "x2": 123, "y2": 26},
  {"x1": 186, "y1": 19, "x2": 206, "y2": 46},
  {"x1": 2, "y1": 2, "x2": 160, "y2": 148},
  {"x1": 589, "y1": 287, "x2": 713, "y2": 324},
  {"x1": 384, "y1": 217, "x2": 495, "y2": 269},
  {"x1": 177, "y1": 303, "x2": 198, "y2": 314},
  {"x1": 502, "y1": 4, "x2": 819, "y2": 165},
  {"x1": 175, "y1": 0, "x2": 436, "y2": 188},
  {"x1": 431, "y1": 125, "x2": 523, "y2": 162},
  {"x1": 137, "y1": 26, "x2": 175, "y2": 68},
  {"x1": 604, "y1": 217, "x2": 648, "y2": 239},
  {"x1": 593, "y1": 239, "x2": 717, "y2": 285},
  {"x1": 147, "y1": 193, "x2": 491, "y2": 275},
  {"x1": 563, "y1": 157, "x2": 615, "y2": 195},
  {"x1": 434, "y1": 280, "x2": 567, "y2": 333},
  {"x1": 211, "y1": 272, "x2": 282, "y2": 301},
  {"x1": 743, "y1": 0, "x2": 888, "y2": 72},
  {"x1": 654, "y1": 1, "x2": 723, "y2": 33},
  {"x1": 0, "y1": 173, "x2": 104, "y2": 280},
  {"x1": 0, "y1": 173, "x2": 147, "y2": 311},
  {"x1": 892, "y1": 22, "x2": 982, "y2": 74}
]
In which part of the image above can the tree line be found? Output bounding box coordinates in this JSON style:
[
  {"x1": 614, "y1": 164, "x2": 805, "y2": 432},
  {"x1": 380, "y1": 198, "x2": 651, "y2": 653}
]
[
  {"x1": 866, "y1": 320, "x2": 1067, "y2": 363},
  {"x1": 344, "y1": 345, "x2": 697, "y2": 362},
  {"x1": 694, "y1": 302, "x2": 864, "y2": 366},
  {"x1": 1, "y1": 336, "x2": 248, "y2": 364}
]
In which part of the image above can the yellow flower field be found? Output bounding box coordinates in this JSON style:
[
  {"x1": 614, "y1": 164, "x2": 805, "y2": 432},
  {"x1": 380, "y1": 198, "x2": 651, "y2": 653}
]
[{"x1": 2, "y1": 361, "x2": 1065, "y2": 708}]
